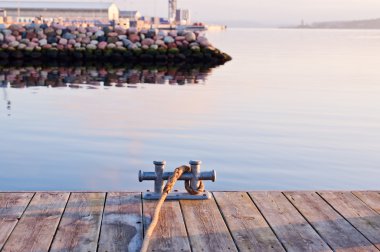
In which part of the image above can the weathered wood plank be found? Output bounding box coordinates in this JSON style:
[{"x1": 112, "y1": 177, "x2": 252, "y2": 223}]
[
  {"x1": 143, "y1": 199, "x2": 191, "y2": 251},
  {"x1": 319, "y1": 191, "x2": 380, "y2": 250},
  {"x1": 213, "y1": 192, "x2": 284, "y2": 251},
  {"x1": 2, "y1": 192, "x2": 69, "y2": 252},
  {"x1": 353, "y1": 191, "x2": 380, "y2": 214},
  {"x1": 0, "y1": 193, "x2": 34, "y2": 250},
  {"x1": 98, "y1": 192, "x2": 143, "y2": 252},
  {"x1": 0, "y1": 190, "x2": 379, "y2": 252},
  {"x1": 250, "y1": 191, "x2": 331, "y2": 252},
  {"x1": 50, "y1": 192, "x2": 105, "y2": 252},
  {"x1": 180, "y1": 195, "x2": 238, "y2": 251},
  {"x1": 285, "y1": 191, "x2": 378, "y2": 252}
]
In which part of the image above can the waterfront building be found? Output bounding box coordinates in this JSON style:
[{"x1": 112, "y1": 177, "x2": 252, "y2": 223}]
[
  {"x1": 0, "y1": 9, "x2": 6, "y2": 24},
  {"x1": 118, "y1": 11, "x2": 142, "y2": 28},
  {"x1": 175, "y1": 9, "x2": 190, "y2": 25},
  {"x1": 0, "y1": 1, "x2": 119, "y2": 24},
  {"x1": 119, "y1": 11, "x2": 141, "y2": 21}
]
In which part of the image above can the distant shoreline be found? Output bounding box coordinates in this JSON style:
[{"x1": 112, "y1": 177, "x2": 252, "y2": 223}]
[{"x1": 287, "y1": 17, "x2": 380, "y2": 30}]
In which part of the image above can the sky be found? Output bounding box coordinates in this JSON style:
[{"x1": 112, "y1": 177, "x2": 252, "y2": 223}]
[
  {"x1": 15, "y1": 0, "x2": 380, "y2": 27},
  {"x1": 113, "y1": 0, "x2": 380, "y2": 27}
]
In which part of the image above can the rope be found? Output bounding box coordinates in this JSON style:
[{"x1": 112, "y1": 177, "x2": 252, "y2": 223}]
[
  {"x1": 140, "y1": 165, "x2": 205, "y2": 252},
  {"x1": 184, "y1": 179, "x2": 205, "y2": 195}
]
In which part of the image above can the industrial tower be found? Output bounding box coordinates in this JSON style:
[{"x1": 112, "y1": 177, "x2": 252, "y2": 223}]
[{"x1": 168, "y1": 0, "x2": 177, "y2": 23}]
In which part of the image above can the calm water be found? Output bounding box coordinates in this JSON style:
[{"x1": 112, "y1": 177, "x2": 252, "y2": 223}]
[{"x1": 1, "y1": 28, "x2": 380, "y2": 190}]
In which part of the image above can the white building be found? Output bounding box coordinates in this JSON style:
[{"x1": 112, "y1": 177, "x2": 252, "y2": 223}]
[
  {"x1": 0, "y1": 1, "x2": 119, "y2": 23},
  {"x1": 175, "y1": 9, "x2": 190, "y2": 25},
  {"x1": 0, "y1": 9, "x2": 6, "y2": 24}
]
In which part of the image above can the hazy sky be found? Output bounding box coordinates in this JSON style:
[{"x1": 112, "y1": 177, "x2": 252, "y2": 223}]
[
  {"x1": 16, "y1": 0, "x2": 380, "y2": 27},
  {"x1": 113, "y1": 0, "x2": 380, "y2": 27}
]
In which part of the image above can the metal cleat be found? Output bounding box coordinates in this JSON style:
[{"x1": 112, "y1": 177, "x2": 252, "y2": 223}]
[{"x1": 139, "y1": 160, "x2": 216, "y2": 200}]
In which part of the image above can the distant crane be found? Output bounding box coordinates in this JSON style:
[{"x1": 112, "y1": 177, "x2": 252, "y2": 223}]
[{"x1": 168, "y1": 0, "x2": 177, "y2": 23}]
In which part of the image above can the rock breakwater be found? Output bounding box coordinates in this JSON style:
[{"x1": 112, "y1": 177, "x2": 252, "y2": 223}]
[{"x1": 0, "y1": 24, "x2": 232, "y2": 64}]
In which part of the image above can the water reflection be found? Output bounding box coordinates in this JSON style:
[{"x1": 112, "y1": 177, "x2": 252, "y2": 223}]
[
  {"x1": 1, "y1": 88, "x2": 11, "y2": 116},
  {"x1": 0, "y1": 60, "x2": 219, "y2": 88}
]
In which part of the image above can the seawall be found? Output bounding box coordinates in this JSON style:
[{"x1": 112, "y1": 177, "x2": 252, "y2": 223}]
[{"x1": 0, "y1": 23, "x2": 232, "y2": 64}]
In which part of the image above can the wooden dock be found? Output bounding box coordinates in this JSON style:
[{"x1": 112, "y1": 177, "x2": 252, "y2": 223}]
[{"x1": 0, "y1": 191, "x2": 379, "y2": 251}]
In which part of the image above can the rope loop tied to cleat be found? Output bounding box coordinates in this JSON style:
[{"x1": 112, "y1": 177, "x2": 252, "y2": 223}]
[{"x1": 184, "y1": 179, "x2": 205, "y2": 195}]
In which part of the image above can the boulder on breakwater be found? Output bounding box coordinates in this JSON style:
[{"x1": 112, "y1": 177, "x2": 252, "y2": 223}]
[{"x1": 0, "y1": 24, "x2": 232, "y2": 64}]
